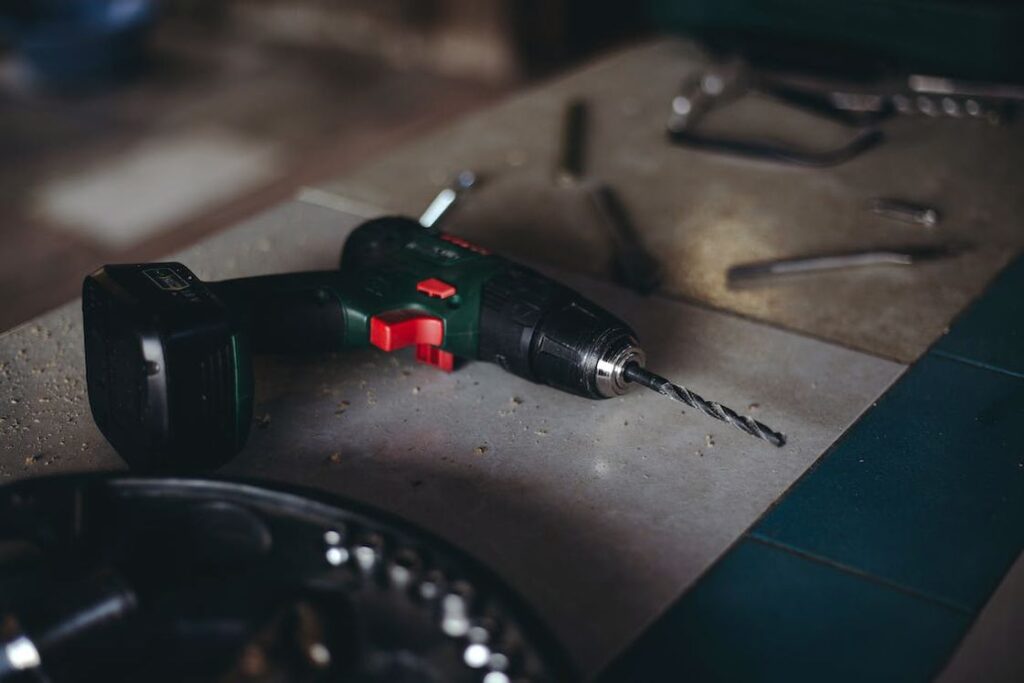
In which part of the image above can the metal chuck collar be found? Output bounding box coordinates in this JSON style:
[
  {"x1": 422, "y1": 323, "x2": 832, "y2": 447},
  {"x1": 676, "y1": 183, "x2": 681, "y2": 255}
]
[{"x1": 594, "y1": 336, "x2": 646, "y2": 398}]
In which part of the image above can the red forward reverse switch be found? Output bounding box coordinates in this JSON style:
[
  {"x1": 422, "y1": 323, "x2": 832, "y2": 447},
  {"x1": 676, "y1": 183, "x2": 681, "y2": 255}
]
[{"x1": 369, "y1": 310, "x2": 454, "y2": 372}]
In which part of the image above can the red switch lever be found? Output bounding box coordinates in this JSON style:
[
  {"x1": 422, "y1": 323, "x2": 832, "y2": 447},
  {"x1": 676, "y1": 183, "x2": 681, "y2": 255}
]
[
  {"x1": 369, "y1": 310, "x2": 443, "y2": 351},
  {"x1": 369, "y1": 310, "x2": 454, "y2": 372}
]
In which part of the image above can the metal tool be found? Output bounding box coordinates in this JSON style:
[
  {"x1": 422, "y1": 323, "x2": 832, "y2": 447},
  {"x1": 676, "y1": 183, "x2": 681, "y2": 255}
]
[
  {"x1": 556, "y1": 98, "x2": 663, "y2": 294},
  {"x1": 869, "y1": 198, "x2": 940, "y2": 227},
  {"x1": 886, "y1": 92, "x2": 1007, "y2": 123},
  {"x1": 765, "y1": 71, "x2": 1013, "y2": 124},
  {"x1": 583, "y1": 184, "x2": 662, "y2": 295},
  {"x1": 904, "y1": 74, "x2": 1024, "y2": 121},
  {"x1": 907, "y1": 74, "x2": 1024, "y2": 101},
  {"x1": 82, "y1": 217, "x2": 784, "y2": 470},
  {"x1": 556, "y1": 98, "x2": 588, "y2": 185},
  {"x1": 727, "y1": 244, "x2": 964, "y2": 285},
  {"x1": 666, "y1": 65, "x2": 885, "y2": 167},
  {"x1": 667, "y1": 61, "x2": 1020, "y2": 165},
  {"x1": 0, "y1": 574, "x2": 137, "y2": 681},
  {"x1": 0, "y1": 476, "x2": 572, "y2": 682},
  {"x1": 419, "y1": 170, "x2": 479, "y2": 229},
  {"x1": 623, "y1": 364, "x2": 785, "y2": 446}
]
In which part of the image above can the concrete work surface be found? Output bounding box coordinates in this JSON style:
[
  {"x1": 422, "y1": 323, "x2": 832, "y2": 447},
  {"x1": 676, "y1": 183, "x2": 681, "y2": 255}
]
[
  {"x1": 313, "y1": 39, "x2": 1024, "y2": 363},
  {"x1": 0, "y1": 200, "x2": 903, "y2": 677},
  {"x1": 2, "y1": 38, "x2": 1022, "y2": 681}
]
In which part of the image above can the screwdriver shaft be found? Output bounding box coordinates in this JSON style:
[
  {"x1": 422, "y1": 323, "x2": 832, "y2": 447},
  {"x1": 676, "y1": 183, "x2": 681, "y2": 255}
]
[{"x1": 623, "y1": 364, "x2": 786, "y2": 447}]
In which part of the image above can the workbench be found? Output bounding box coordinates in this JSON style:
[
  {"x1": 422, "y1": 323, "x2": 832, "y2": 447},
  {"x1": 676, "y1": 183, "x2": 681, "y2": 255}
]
[{"x1": 2, "y1": 39, "x2": 1022, "y2": 681}]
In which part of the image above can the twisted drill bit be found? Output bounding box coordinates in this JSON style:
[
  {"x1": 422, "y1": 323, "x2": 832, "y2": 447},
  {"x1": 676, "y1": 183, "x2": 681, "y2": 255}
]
[{"x1": 623, "y1": 363, "x2": 786, "y2": 447}]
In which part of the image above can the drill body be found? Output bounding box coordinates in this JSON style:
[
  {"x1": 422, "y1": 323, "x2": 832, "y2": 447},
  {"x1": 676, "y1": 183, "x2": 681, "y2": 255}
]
[{"x1": 83, "y1": 217, "x2": 644, "y2": 469}]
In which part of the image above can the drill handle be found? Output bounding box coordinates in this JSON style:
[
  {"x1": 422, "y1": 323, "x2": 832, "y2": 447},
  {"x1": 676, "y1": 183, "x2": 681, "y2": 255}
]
[{"x1": 210, "y1": 272, "x2": 349, "y2": 354}]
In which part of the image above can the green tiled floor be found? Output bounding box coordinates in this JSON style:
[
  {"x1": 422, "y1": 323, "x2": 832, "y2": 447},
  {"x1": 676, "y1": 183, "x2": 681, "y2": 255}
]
[
  {"x1": 935, "y1": 258, "x2": 1024, "y2": 378},
  {"x1": 599, "y1": 538, "x2": 970, "y2": 683},
  {"x1": 754, "y1": 354, "x2": 1024, "y2": 612},
  {"x1": 601, "y1": 254, "x2": 1024, "y2": 681}
]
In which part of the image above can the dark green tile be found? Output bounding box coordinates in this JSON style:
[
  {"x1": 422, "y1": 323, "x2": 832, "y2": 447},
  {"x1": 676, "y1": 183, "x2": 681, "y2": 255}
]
[
  {"x1": 599, "y1": 538, "x2": 969, "y2": 683},
  {"x1": 755, "y1": 354, "x2": 1024, "y2": 612},
  {"x1": 935, "y1": 254, "x2": 1024, "y2": 377}
]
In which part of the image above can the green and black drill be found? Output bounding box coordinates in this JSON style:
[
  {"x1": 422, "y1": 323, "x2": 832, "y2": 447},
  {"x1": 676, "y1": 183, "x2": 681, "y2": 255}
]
[{"x1": 83, "y1": 216, "x2": 784, "y2": 471}]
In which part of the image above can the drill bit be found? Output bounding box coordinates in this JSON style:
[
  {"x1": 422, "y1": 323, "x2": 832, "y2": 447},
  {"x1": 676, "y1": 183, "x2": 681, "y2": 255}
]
[{"x1": 623, "y1": 363, "x2": 786, "y2": 447}]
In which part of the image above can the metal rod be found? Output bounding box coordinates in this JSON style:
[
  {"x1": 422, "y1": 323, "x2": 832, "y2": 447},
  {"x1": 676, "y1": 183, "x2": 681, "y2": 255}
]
[
  {"x1": 583, "y1": 183, "x2": 662, "y2": 295},
  {"x1": 908, "y1": 75, "x2": 1024, "y2": 101},
  {"x1": 870, "y1": 198, "x2": 940, "y2": 227},
  {"x1": 623, "y1": 363, "x2": 786, "y2": 447},
  {"x1": 727, "y1": 244, "x2": 963, "y2": 286},
  {"x1": 556, "y1": 99, "x2": 588, "y2": 185}
]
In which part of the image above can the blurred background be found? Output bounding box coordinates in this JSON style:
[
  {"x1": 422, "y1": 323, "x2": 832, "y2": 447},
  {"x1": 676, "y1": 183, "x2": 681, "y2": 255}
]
[
  {"x1": 0, "y1": 0, "x2": 649, "y2": 331},
  {"x1": 2, "y1": 0, "x2": 1023, "y2": 332}
]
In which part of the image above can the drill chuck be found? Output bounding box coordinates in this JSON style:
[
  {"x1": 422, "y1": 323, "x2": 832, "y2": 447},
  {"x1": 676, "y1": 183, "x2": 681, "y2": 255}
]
[
  {"x1": 478, "y1": 264, "x2": 643, "y2": 399},
  {"x1": 594, "y1": 336, "x2": 646, "y2": 398}
]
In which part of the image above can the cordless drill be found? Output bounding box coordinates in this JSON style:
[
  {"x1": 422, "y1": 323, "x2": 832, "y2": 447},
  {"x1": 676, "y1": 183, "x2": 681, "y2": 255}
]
[{"x1": 83, "y1": 216, "x2": 783, "y2": 471}]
